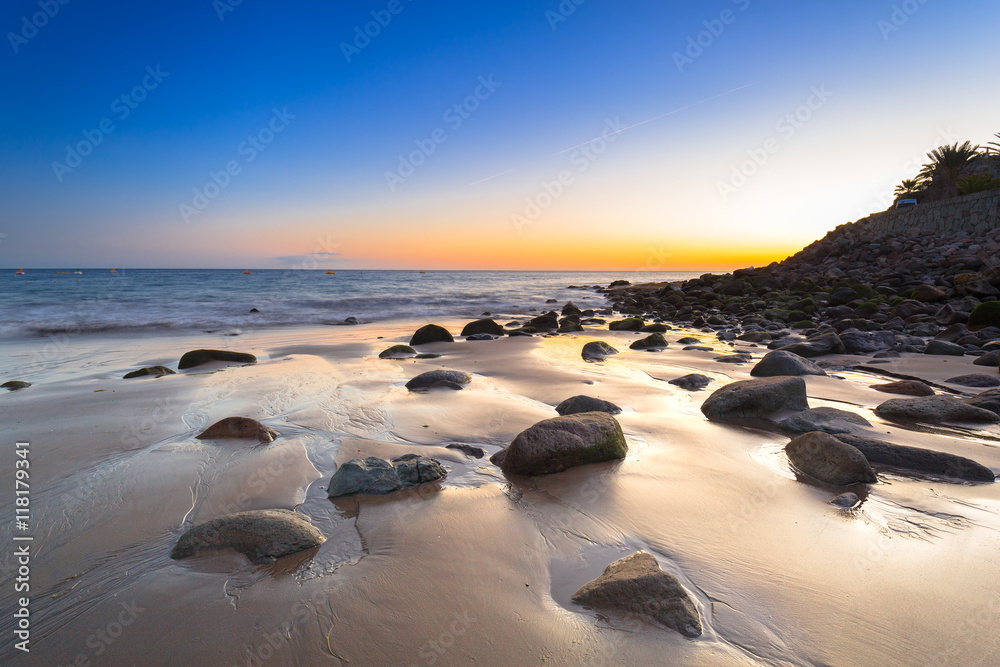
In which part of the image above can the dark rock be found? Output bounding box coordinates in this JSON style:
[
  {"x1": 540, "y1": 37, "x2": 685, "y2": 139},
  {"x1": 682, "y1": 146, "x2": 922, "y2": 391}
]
[
  {"x1": 640, "y1": 323, "x2": 669, "y2": 333},
  {"x1": 170, "y1": 509, "x2": 325, "y2": 564},
  {"x1": 873, "y1": 350, "x2": 901, "y2": 359},
  {"x1": 343, "y1": 316, "x2": 359, "y2": 325},
  {"x1": 490, "y1": 412, "x2": 627, "y2": 476},
  {"x1": 1, "y1": 380, "x2": 30, "y2": 391},
  {"x1": 966, "y1": 388, "x2": 1000, "y2": 415},
  {"x1": 609, "y1": 318, "x2": 644, "y2": 331},
  {"x1": 197, "y1": 417, "x2": 278, "y2": 443},
  {"x1": 778, "y1": 332, "x2": 845, "y2": 358},
  {"x1": 676, "y1": 337, "x2": 701, "y2": 345},
  {"x1": 446, "y1": 444, "x2": 485, "y2": 458},
  {"x1": 409, "y1": 324, "x2": 455, "y2": 346},
  {"x1": 874, "y1": 395, "x2": 1000, "y2": 424},
  {"x1": 561, "y1": 302, "x2": 583, "y2": 316},
  {"x1": 582, "y1": 341, "x2": 619, "y2": 361},
  {"x1": 779, "y1": 407, "x2": 871, "y2": 434},
  {"x1": 249, "y1": 308, "x2": 259, "y2": 313},
  {"x1": 178, "y1": 349, "x2": 257, "y2": 369},
  {"x1": 934, "y1": 323, "x2": 971, "y2": 342},
  {"x1": 608, "y1": 280, "x2": 630, "y2": 288},
  {"x1": 572, "y1": 551, "x2": 702, "y2": 637},
  {"x1": 390, "y1": 454, "x2": 447, "y2": 487},
  {"x1": 668, "y1": 374, "x2": 711, "y2": 391},
  {"x1": 835, "y1": 434, "x2": 994, "y2": 483},
  {"x1": 379, "y1": 344, "x2": 417, "y2": 359},
  {"x1": 701, "y1": 377, "x2": 809, "y2": 421},
  {"x1": 629, "y1": 333, "x2": 668, "y2": 350},
  {"x1": 714, "y1": 354, "x2": 752, "y2": 364},
  {"x1": 751, "y1": 350, "x2": 827, "y2": 377},
  {"x1": 830, "y1": 492, "x2": 860, "y2": 508},
  {"x1": 968, "y1": 301, "x2": 1000, "y2": 330},
  {"x1": 466, "y1": 333, "x2": 497, "y2": 341},
  {"x1": 405, "y1": 370, "x2": 472, "y2": 391},
  {"x1": 327, "y1": 457, "x2": 401, "y2": 496},
  {"x1": 785, "y1": 431, "x2": 877, "y2": 485},
  {"x1": 973, "y1": 350, "x2": 1000, "y2": 367},
  {"x1": 910, "y1": 285, "x2": 948, "y2": 302},
  {"x1": 123, "y1": 365, "x2": 176, "y2": 379},
  {"x1": 414, "y1": 353, "x2": 442, "y2": 359},
  {"x1": 556, "y1": 395, "x2": 622, "y2": 416},
  {"x1": 526, "y1": 313, "x2": 560, "y2": 330},
  {"x1": 461, "y1": 318, "x2": 504, "y2": 337},
  {"x1": 839, "y1": 330, "x2": 897, "y2": 354},
  {"x1": 872, "y1": 380, "x2": 934, "y2": 396},
  {"x1": 946, "y1": 374, "x2": 1000, "y2": 387},
  {"x1": 924, "y1": 340, "x2": 966, "y2": 356},
  {"x1": 684, "y1": 345, "x2": 713, "y2": 352}
]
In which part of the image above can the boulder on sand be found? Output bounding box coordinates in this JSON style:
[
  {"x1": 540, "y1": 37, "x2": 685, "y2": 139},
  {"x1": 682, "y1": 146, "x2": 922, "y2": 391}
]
[
  {"x1": 327, "y1": 454, "x2": 446, "y2": 497},
  {"x1": 123, "y1": 365, "x2": 176, "y2": 379},
  {"x1": 460, "y1": 318, "x2": 504, "y2": 337},
  {"x1": 170, "y1": 509, "x2": 325, "y2": 564},
  {"x1": 556, "y1": 395, "x2": 622, "y2": 416},
  {"x1": 924, "y1": 340, "x2": 965, "y2": 356},
  {"x1": 572, "y1": 551, "x2": 702, "y2": 637},
  {"x1": 750, "y1": 350, "x2": 827, "y2": 377},
  {"x1": 779, "y1": 407, "x2": 871, "y2": 434},
  {"x1": 629, "y1": 333, "x2": 668, "y2": 350},
  {"x1": 973, "y1": 350, "x2": 1000, "y2": 367},
  {"x1": 378, "y1": 344, "x2": 416, "y2": 359},
  {"x1": 196, "y1": 417, "x2": 278, "y2": 443},
  {"x1": 700, "y1": 377, "x2": 809, "y2": 421},
  {"x1": 945, "y1": 374, "x2": 1000, "y2": 388},
  {"x1": 2, "y1": 380, "x2": 31, "y2": 391},
  {"x1": 784, "y1": 431, "x2": 877, "y2": 485},
  {"x1": 178, "y1": 349, "x2": 257, "y2": 369},
  {"x1": 966, "y1": 388, "x2": 1000, "y2": 416},
  {"x1": 582, "y1": 341, "x2": 618, "y2": 361},
  {"x1": 874, "y1": 395, "x2": 1000, "y2": 424},
  {"x1": 405, "y1": 370, "x2": 472, "y2": 391},
  {"x1": 872, "y1": 380, "x2": 934, "y2": 396},
  {"x1": 835, "y1": 434, "x2": 995, "y2": 483},
  {"x1": 490, "y1": 412, "x2": 627, "y2": 476},
  {"x1": 778, "y1": 332, "x2": 845, "y2": 358},
  {"x1": 609, "y1": 318, "x2": 644, "y2": 331},
  {"x1": 409, "y1": 324, "x2": 454, "y2": 346},
  {"x1": 668, "y1": 374, "x2": 711, "y2": 391}
]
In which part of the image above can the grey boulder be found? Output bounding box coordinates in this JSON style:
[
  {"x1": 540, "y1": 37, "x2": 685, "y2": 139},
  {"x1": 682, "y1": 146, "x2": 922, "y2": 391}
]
[
  {"x1": 170, "y1": 509, "x2": 325, "y2": 564},
  {"x1": 701, "y1": 377, "x2": 809, "y2": 421},
  {"x1": 490, "y1": 412, "x2": 627, "y2": 476},
  {"x1": 582, "y1": 341, "x2": 619, "y2": 361},
  {"x1": 779, "y1": 407, "x2": 872, "y2": 434},
  {"x1": 751, "y1": 350, "x2": 827, "y2": 377},
  {"x1": 785, "y1": 431, "x2": 877, "y2": 485},
  {"x1": 556, "y1": 395, "x2": 622, "y2": 416},
  {"x1": 874, "y1": 395, "x2": 1000, "y2": 424},
  {"x1": 196, "y1": 417, "x2": 278, "y2": 444},
  {"x1": 835, "y1": 434, "x2": 994, "y2": 483},
  {"x1": 405, "y1": 370, "x2": 472, "y2": 391}
]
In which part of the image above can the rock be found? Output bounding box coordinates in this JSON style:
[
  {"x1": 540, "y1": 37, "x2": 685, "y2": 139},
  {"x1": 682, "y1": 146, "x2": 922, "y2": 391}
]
[
  {"x1": 934, "y1": 323, "x2": 971, "y2": 342},
  {"x1": 170, "y1": 510, "x2": 325, "y2": 564},
  {"x1": 466, "y1": 333, "x2": 497, "y2": 341},
  {"x1": 700, "y1": 377, "x2": 809, "y2": 421},
  {"x1": 924, "y1": 340, "x2": 965, "y2": 356},
  {"x1": 839, "y1": 330, "x2": 897, "y2": 354},
  {"x1": 327, "y1": 457, "x2": 402, "y2": 496},
  {"x1": 343, "y1": 316, "x2": 358, "y2": 325},
  {"x1": 684, "y1": 346, "x2": 713, "y2": 352},
  {"x1": 778, "y1": 332, "x2": 845, "y2": 358},
  {"x1": 639, "y1": 323, "x2": 669, "y2": 333},
  {"x1": 668, "y1": 374, "x2": 711, "y2": 391},
  {"x1": 830, "y1": 492, "x2": 860, "y2": 508},
  {"x1": 409, "y1": 324, "x2": 454, "y2": 346},
  {"x1": 910, "y1": 285, "x2": 948, "y2": 302},
  {"x1": 873, "y1": 350, "x2": 901, "y2": 359},
  {"x1": 874, "y1": 395, "x2": 1000, "y2": 424},
  {"x1": 446, "y1": 444, "x2": 485, "y2": 458},
  {"x1": 414, "y1": 353, "x2": 442, "y2": 359},
  {"x1": 2, "y1": 380, "x2": 31, "y2": 391},
  {"x1": 750, "y1": 350, "x2": 827, "y2": 377},
  {"x1": 491, "y1": 412, "x2": 627, "y2": 476},
  {"x1": 966, "y1": 388, "x2": 1000, "y2": 415},
  {"x1": 197, "y1": 417, "x2": 278, "y2": 443},
  {"x1": 390, "y1": 454, "x2": 447, "y2": 487},
  {"x1": 968, "y1": 301, "x2": 1000, "y2": 330},
  {"x1": 945, "y1": 374, "x2": 1000, "y2": 387},
  {"x1": 405, "y1": 370, "x2": 472, "y2": 391},
  {"x1": 779, "y1": 407, "x2": 872, "y2": 434},
  {"x1": 123, "y1": 365, "x2": 176, "y2": 379},
  {"x1": 582, "y1": 341, "x2": 618, "y2": 361},
  {"x1": 249, "y1": 308, "x2": 259, "y2": 313},
  {"x1": 608, "y1": 280, "x2": 630, "y2": 288},
  {"x1": 714, "y1": 354, "x2": 752, "y2": 364},
  {"x1": 785, "y1": 431, "x2": 877, "y2": 485},
  {"x1": 378, "y1": 344, "x2": 417, "y2": 359},
  {"x1": 178, "y1": 349, "x2": 257, "y2": 369},
  {"x1": 835, "y1": 434, "x2": 994, "y2": 483},
  {"x1": 676, "y1": 337, "x2": 701, "y2": 345},
  {"x1": 629, "y1": 333, "x2": 668, "y2": 350},
  {"x1": 872, "y1": 380, "x2": 935, "y2": 396},
  {"x1": 555, "y1": 395, "x2": 622, "y2": 416},
  {"x1": 609, "y1": 318, "x2": 644, "y2": 331},
  {"x1": 460, "y1": 318, "x2": 504, "y2": 337},
  {"x1": 973, "y1": 350, "x2": 1000, "y2": 367},
  {"x1": 562, "y1": 302, "x2": 582, "y2": 316},
  {"x1": 571, "y1": 551, "x2": 702, "y2": 637}
]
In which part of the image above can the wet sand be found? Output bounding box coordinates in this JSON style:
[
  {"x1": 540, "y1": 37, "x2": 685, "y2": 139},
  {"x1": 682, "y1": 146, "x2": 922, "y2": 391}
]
[{"x1": 1, "y1": 319, "x2": 999, "y2": 666}]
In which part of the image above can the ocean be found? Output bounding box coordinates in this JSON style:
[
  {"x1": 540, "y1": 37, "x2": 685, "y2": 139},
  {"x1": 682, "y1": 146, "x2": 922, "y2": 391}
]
[{"x1": 0, "y1": 269, "x2": 703, "y2": 339}]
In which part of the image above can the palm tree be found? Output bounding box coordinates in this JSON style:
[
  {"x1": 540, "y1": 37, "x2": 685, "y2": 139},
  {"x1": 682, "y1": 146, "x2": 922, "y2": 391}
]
[
  {"x1": 918, "y1": 141, "x2": 981, "y2": 193},
  {"x1": 987, "y1": 132, "x2": 1000, "y2": 156},
  {"x1": 894, "y1": 177, "x2": 924, "y2": 197},
  {"x1": 957, "y1": 173, "x2": 1000, "y2": 195}
]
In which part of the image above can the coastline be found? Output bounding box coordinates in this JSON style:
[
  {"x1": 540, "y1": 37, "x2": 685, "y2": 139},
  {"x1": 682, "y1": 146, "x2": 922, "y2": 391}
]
[{"x1": 2, "y1": 313, "x2": 999, "y2": 665}]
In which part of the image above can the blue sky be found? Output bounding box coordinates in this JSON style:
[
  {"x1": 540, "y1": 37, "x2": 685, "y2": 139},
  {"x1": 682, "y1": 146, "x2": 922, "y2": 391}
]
[{"x1": 2, "y1": 0, "x2": 998, "y2": 269}]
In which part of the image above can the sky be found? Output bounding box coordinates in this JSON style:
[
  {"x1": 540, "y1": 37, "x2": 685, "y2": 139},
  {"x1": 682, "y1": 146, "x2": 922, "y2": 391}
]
[{"x1": 1, "y1": 0, "x2": 998, "y2": 270}]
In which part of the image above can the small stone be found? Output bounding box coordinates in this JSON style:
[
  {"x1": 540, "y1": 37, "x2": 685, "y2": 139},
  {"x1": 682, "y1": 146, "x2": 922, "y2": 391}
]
[
  {"x1": 667, "y1": 374, "x2": 711, "y2": 391},
  {"x1": 123, "y1": 365, "x2": 176, "y2": 379},
  {"x1": 196, "y1": 417, "x2": 278, "y2": 444}
]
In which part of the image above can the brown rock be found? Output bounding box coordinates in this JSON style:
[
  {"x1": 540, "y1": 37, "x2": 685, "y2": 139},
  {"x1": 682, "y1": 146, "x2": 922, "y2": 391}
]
[{"x1": 197, "y1": 417, "x2": 278, "y2": 443}]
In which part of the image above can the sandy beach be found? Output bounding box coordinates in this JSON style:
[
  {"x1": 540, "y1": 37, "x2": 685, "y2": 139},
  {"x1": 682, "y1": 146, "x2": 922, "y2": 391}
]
[{"x1": 2, "y1": 315, "x2": 998, "y2": 666}]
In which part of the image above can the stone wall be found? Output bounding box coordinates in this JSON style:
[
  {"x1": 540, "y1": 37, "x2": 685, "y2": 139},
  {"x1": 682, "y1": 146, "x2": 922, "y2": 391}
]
[{"x1": 856, "y1": 190, "x2": 1000, "y2": 237}]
